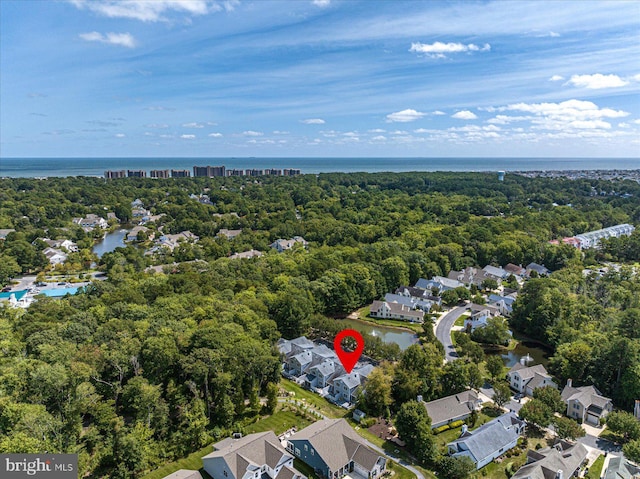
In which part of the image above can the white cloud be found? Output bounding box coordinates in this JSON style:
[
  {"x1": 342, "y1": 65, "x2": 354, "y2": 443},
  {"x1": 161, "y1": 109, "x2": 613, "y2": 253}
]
[
  {"x1": 208, "y1": 132, "x2": 223, "y2": 137},
  {"x1": 301, "y1": 118, "x2": 325, "y2": 124},
  {"x1": 452, "y1": 110, "x2": 478, "y2": 120},
  {"x1": 409, "y1": 41, "x2": 490, "y2": 58},
  {"x1": 413, "y1": 128, "x2": 431, "y2": 133},
  {"x1": 632, "y1": 74, "x2": 640, "y2": 82},
  {"x1": 312, "y1": 0, "x2": 330, "y2": 7},
  {"x1": 146, "y1": 123, "x2": 169, "y2": 129},
  {"x1": 79, "y1": 31, "x2": 136, "y2": 48},
  {"x1": 633, "y1": 119, "x2": 640, "y2": 125},
  {"x1": 182, "y1": 122, "x2": 205, "y2": 128},
  {"x1": 567, "y1": 73, "x2": 628, "y2": 89},
  {"x1": 386, "y1": 109, "x2": 425, "y2": 122},
  {"x1": 243, "y1": 130, "x2": 263, "y2": 136},
  {"x1": 115, "y1": 133, "x2": 126, "y2": 137},
  {"x1": 144, "y1": 106, "x2": 175, "y2": 111},
  {"x1": 70, "y1": 0, "x2": 215, "y2": 22},
  {"x1": 432, "y1": 110, "x2": 446, "y2": 115},
  {"x1": 273, "y1": 130, "x2": 289, "y2": 134},
  {"x1": 549, "y1": 75, "x2": 565, "y2": 81},
  {"x1": 368, "y1": 129, "x2": 386, "y2": 133},
  {"x1": 371, "y1": 135, "x2": 387, "y2": 141},
  {"x1": 181, "y1": 134, "x2": 196, "y2": 139}
]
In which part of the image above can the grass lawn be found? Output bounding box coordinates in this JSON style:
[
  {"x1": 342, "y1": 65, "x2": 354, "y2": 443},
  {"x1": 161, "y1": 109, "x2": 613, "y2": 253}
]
[
  {"x1": 454, "y1": 313, "x2": 470, "y2": 327},
  {"x1": 244, "y1": 410, "x2": 313, "y2": 435},
  {"x1": 280, "y1": 379, "x2": 347, "y2": 419},
  {"x1": 352, "y1": 306, "x2": 424, "y2": 333},
  {"x1": 598, "y1": 427, "x2": 623, "y2": 444},
  {"x1": 141, "y1": 443, "x2": 213, "y2": 479},
  {"x1": 586, "y1": 454, "x2": 605, "y2": 479}
]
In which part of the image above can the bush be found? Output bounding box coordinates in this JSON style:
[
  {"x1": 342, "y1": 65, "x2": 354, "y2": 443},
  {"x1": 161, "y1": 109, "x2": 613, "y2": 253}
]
[
  {"x1": 449, "y1": 420, "x2": 465, "y2": 428},
  {"x1": 434, "y1": 424, "x2": 451, "y2": 434},
  {"x1": 360, "y1": 417, "x2": 377, "y2": 428}
]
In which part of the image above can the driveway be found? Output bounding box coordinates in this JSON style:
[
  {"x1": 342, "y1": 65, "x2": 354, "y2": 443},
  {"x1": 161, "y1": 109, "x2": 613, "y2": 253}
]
[
  {"x1": 435, "y1": 306, "x2": 466, "y2": 362},
  {"x1": 578, "y1": 434, "x2": 624, "y2": 457}
]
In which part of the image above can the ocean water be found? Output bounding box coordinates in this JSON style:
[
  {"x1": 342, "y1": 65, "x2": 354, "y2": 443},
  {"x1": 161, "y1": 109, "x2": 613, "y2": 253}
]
[{"x1": 0, "y1": 157, "x2": 638, "y2": 178}]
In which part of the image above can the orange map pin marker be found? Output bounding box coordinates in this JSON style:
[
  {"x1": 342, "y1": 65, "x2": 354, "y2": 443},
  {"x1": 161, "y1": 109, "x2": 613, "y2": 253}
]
[{"x1": 334, "y1": 329, "x2": 365, "y2": 373}]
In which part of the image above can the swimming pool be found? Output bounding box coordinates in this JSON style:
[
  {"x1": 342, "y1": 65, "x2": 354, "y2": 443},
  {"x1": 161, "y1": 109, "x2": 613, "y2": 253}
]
[{"x1": 39, "y1": 287, "x2": 83, "y2": 297}]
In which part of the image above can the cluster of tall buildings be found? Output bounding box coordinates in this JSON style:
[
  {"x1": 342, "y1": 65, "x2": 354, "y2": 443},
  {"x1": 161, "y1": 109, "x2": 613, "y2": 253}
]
[{"x1": 105, "y1": 165, "x2": 302, "y2": 179}]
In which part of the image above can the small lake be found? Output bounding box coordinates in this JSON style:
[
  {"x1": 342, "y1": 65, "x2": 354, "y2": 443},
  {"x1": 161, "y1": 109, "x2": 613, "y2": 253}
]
[
  {"x1": 92, "y1": 229, "x2": 128, "y2": 258},
  {"x1": 338, "y1": 318, "x2": 418, "y2": 351},
  {"x1": 487, "y1": 340, "x2": 552, "y2": 367}
]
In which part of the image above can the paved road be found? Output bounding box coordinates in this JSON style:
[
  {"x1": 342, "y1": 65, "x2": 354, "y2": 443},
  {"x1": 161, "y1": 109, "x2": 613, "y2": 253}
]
[{"x1": 435, "y1": 306, "x2": 466, "y2": 362}]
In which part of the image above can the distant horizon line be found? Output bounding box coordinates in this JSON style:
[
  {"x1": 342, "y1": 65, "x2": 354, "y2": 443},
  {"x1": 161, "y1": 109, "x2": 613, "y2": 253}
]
[{"x1": 3, "y1": 156, "x2": 639, "y2": 160}]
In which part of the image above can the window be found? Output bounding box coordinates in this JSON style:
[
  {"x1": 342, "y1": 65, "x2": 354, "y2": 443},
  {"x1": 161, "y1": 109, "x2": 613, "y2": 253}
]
[
  {"x1": 304, "y1": 444, "x2": 308, "y2": 451},
  {"x1": 295, "y1": 448, "x2": 300, "y2": 456},
  {"x1": 573, "y1": 403, "x2": 579, "y2": 409},
  {"x1": 224, "y1": 472, "x2": 228, "y2": 477},
  {"x1": 311, "y1": 449, "x2": 314, "y2": 456}
]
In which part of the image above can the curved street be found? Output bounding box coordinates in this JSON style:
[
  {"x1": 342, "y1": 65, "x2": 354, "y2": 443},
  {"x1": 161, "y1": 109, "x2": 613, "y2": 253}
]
[{"x1": 435, "y1": 305, "x2": 466, "y2": 362}]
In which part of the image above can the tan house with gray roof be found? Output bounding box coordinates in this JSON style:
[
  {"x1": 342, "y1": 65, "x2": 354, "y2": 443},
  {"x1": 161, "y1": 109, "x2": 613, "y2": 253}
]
[
  {"x1": 561, "y1": 379, "x2": 613, "y2": 426},
  {"x1": 161, "y1": 470, "x2": 204, "y2": 479},
  {"x1": 287, "y1": 419, "x2": 386, "y2": 479},
  {"x1": 203, "y1": 431, "x2": 305, "y2": 479}
]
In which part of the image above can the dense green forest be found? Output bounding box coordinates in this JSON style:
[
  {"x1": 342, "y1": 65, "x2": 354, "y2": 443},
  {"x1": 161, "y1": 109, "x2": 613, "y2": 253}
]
[{"x1": 0, "y1": 172, "x2": 639, "y2": 477}]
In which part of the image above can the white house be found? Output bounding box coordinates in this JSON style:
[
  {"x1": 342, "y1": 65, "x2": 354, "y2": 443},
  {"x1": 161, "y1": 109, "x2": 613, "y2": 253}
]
[
  {"x1": 507, "y1": 364, "x2": 556, "y2": 396},
  {"x1": 575, "y1": 223, "x2": 635, "y2": 249},
  {"x1": 43, "y1": 247, "x2": 68, "y2": 265},
  {"x1": 369, "y1": 300, "x2": 425, "y2": 322},
  {"x1": 73, "y1": 214, "x2": 108, "y2": 230},
  {"x1": 270, "y1": 236, "x2": 308, "y2": 252}
]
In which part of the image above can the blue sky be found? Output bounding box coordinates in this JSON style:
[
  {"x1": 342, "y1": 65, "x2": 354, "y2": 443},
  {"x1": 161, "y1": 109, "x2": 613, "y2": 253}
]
[{"x1": 1, "y1": 0, "x2": 639, "y2": 158}]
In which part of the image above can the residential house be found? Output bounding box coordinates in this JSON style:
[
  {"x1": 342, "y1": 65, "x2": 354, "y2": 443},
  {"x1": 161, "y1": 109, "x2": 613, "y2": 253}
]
[
  {"x1": 575, "y1": 224, "x2": 635, "y2": 249},
  {"x1": 287, "y1": 419, "x2": 386, "y2": 479},
  {"x1": 126, "y1": 226, "x2": 153, "y2": 242},
  {"x1": 526, "y1": 263, "x2": 550, "y2": 277},
  {"x1": 507, "y1": 364, "x2": 557, "y2": 396},
  {"x1": 161, "y1": 470, "x2": 203, "y2": 479},
  {"x1": 306, "y1": 359, "x2": 344, "y2": 389},
  {"x1": 447, "y1": 412, "x2": 526, "y2": 469},
  {"x1": 483, "y1": 265, "x2": 509, "y2": 281},
  {"x1": 561, "y1": 379, "x2": 613, "y2": 426},
  {"x1": 394, "y1": 286, "x2": 442, "y2": 306},
  {"x1": 277, "y1": 336, "x2": 315, "y2": 359},
  {"x1": 331, "y1": 364, "x2": 375, "y2": 405},
  {"x1": 38, "y1": 238, "x2": 78, "y2": 252},
  {"x1": 416, "y1": 276, "x2": 465, "y2": 292},
  {"x1": 422, "y1": 390, "x2": 482, "y2": 429},
  {"x1": 369, "y1": 300, "x2": 425, "y2": 323},
  {"x1": 384, "y1": 293, "x2": 433, "y2": 312},
  {"x1": 43, "y1": 247, "x2": 67, "y2": 265},
  {"x1": 131, "y1": 198, "x2": 144, "y2": 208},
  {"x1": 217, "y1": 229, "x2": 243, "y2": 239},
  {"x1": 487, "y1": 294, "x2": 517, "y2": 316},
  {"x1": 73, "y1": 214, "x2": 108, "y2": 230},
  {"x1": 203, "y1": 431, "x2": 305, "y2": 479},
  {"x1": 270, "y1": 236, "x2": 308, "y2": 252},
  {"x1": 0, "y1": 229, "x2": 16, "y2": 240},
  {"x1": 467, "y1": 303, "x2": 501, "y2": 317},
  {"x1": 154, "y1": 231, "x2": 199, "y2": 251},
  {"x1": 107, "y1": 212, "x2": 120, "y2": 222},
  {"x1": 604, "y1": 457, "x2": 640, "y2": 479},
  {"x1": 512, "y1": 440, "x2": 588, "y2": 479},
  {"x1": 229, "y1": 250, "x2": 263, "y2": 260},
  {"x1": 448, "y1": 267, "x2": 485, "y2": 287},
  {"x1": 504, "y1": 264, "x2": 526, "y2": 277},
  {"x1": 464, "y1": 309, "x2": 493, "y2": 332}
]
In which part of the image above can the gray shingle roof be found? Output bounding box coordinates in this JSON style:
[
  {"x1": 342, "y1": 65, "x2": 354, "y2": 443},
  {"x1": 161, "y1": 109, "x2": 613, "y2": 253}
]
[
  {"x1": 161, "y1": 470, "x2": 203, "y2": 479},
  {"x1": 288, "y1": 419, "x2": 383, "y2": 473},
  {"x1": 424, "y1": 390, "x2": 479, "y2": 426},
  {"x1": 508, "y1": 364, "x2": 550, "y2": 381},
  {"x1": 604, "y1": 457, "x2": 640, "y2": 479},
  {"x1": 448, "y1": 412, "x2": 524, "y2": 465},
  {"x1": 561, "y1": 384, "x2": 611, "y2": 410},
  {"x1": 512, "y1": 441, "x2": 588, "y2": 479},
  {"x1": 205, "y1": 431, "x2": 295, "y2": 479}
]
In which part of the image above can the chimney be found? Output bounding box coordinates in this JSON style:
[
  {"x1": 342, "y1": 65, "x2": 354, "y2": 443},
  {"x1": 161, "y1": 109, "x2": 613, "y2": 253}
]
[
  {"x1": 417, "y1": 395, "x2": 423, "y2": 403},
  {"x1": 567, "y1": 379, "x2": 572, "y2": 388},
  {"x1": 635, "y1": 399, "x2": 640, "y2": 419},
  {"x1": 556, "y1": 470, "x2": 563, "y2": 479}
]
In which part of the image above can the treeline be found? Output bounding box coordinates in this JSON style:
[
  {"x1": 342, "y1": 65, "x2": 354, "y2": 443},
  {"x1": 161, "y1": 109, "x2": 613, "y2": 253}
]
[{"x1": 0, "y1": 172, "x2": 638, "y2": 477}]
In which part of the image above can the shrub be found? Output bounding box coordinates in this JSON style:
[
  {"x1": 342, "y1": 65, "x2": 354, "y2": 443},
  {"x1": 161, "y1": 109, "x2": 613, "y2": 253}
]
[
  {"x1": 449, "y1": 420, "x2": 465, "y2": 428},
  {"x1": 360, "y1": 417, "x2": 377, "y2": 428},
  {"x1": 434, "y1": 424, "x2": 451, "y2": 434}
]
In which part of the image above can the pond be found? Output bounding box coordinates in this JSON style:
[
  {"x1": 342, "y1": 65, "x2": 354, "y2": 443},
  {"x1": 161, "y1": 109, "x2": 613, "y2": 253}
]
[
  {"x1": 92, "y1": 229, "x2": 128, "y2": 258},
  {"x1": 487, "y1": 340, "x2": 552, "y2": 367},
  {"x1": 337, "y1": 318, "x2": 419, "y2": 351}
]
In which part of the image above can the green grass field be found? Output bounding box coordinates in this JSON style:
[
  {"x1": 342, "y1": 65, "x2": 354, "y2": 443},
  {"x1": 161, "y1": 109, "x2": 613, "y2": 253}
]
[
  {"x1": 353, "y1": 305, "x2": 425, "y2": 333},
  {"x1": 586, "y1": 454, "x2": 604, "y2": 479},
  {"x1": 244, "y1": 410, "x2": 313, "y2": 435},
  {"x1": 280, "y1": 378, "x2": 348, "y2": 419}
]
